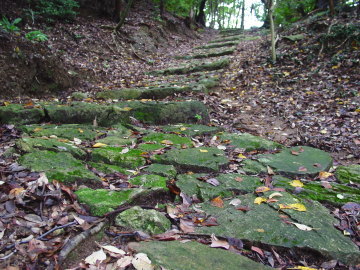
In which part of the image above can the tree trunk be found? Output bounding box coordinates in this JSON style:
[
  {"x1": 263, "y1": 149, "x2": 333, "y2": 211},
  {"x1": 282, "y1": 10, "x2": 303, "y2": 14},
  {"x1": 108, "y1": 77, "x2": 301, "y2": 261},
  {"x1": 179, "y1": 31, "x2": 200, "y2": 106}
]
[
  {"x1": 240, "y1": 0, "x2": 245, "y2": 30},
  {"x1": 196, "y1": 0, "x2": 207, "y2": 26},
  {"x1": 115, "y1": 0, "x2": 134, "y2": 32},
  {"x1": 329, "y1": 0, "x2": 335, "y2": 16},
  {"x1": 269, "y1": 0, "x2": 276, "y2": 62},
  {"x1": 160, "y1": 0, "x2": 165, "y2": 18}
]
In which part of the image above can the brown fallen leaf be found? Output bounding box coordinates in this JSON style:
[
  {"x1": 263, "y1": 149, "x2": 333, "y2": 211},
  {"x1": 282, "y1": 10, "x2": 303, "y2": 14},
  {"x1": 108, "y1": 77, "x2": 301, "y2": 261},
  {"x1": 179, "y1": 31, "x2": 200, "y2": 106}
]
[
  {"x1": 210, "y1": 196, "x2": 224, "y2": 208},
  {"x1": 251, "y1": 246, "x2": 265, "y2": 257},
  {"x1": 179, "y1": 219, "x2": 195, "y2": 233},
  {"x1": 210, "y1": 234, "x2": 230, "y2": 250},
  {"x1": 291, "y1": 150, "x2": 299, "y2": 156},
  {"x1": 298, "y1": 166, "x2": 308, "y2": 172},
  {"x1": 236, "y1": 205, "x2": 251, "y2": 212}
]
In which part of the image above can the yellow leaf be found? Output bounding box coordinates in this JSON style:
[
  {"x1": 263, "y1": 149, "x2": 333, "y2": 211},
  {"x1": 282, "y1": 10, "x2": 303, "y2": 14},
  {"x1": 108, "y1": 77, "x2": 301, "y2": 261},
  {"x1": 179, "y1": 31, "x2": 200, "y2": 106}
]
[
  {"x1": 92, "y1": 143, "x2": 107, "y2": 148},
  {"x1": 120, "y1": 107, "x2": 133, "y2": 111},
  {"x1": 269, "y1": 192, "x2": 283, "y2": 199},
  {"x1": 3, "y1": 101, "x2": 10, "y2": 106},
  {"x1": 160, "y1": 140, "x2": 173, "y2": 145},
  {"x1": 211, "y1": 196, "x2": 224, "y2": 208},
  {"x1": 318, "y1": 171, "x2": 333, "y2": 179},
  {"x1": 280, "y1": 203, "x2": 307, "y2": 212},
  {"x1": 283, "y1": 71, "x2": 290, "y2": 76},
  {"x1": 289, "y1": 180, "x2": 304, "y2": 188},
  {"x1": 9, "y1": 187, "x2": 25, "y2": 197},
  {"x1": 238, "y1": 154, "x2": 246, "y2": 159},
  {"x1": 78, "y1": 128, "x2": 84, "y2": 133},
  {"x1": 291, "y1": 222, "x2": 313, "y2": 231},
  {"x1": 255, "y1": 186, "x2": 270, "y2": 193},
  {"x1": 199, "y1": 149, "x2": 208, "y2": 153},
  {"x1": 180, "y1": 127, "x2": 187, "y2": 131},
  {"x1": 288, "y1": 267, "x2": 318, "y2": 270},
  {"x1": 254, "y1": 197, "x2": 267, "y2": 205},
  {"x1": 33, "y1": 128, "x2": 43, "y2": 132},
  {"x1": 256, "y1": 229, "x2": 265, "y2": 233},
  {"x1": 320, "y1": 129, "x2": 327, "y2": 134},
  {"x1": 331, "y1": 65, "x2": 340, "y2": 69}
]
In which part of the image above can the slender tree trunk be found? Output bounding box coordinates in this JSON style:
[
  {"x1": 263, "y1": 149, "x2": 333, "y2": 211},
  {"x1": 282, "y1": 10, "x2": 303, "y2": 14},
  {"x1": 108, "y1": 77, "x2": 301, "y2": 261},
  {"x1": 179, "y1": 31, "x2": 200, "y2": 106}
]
[
  {"x1": 196, "y1": 0, "x2": 207, "y2": 26},
  {"x1": 329, "y1": 0, "x2": 335, "y2": 16},
  {"x1": 160, "y1": 0, "x2": 165, "y2": 18},
  {"x1": 115, "y1": 0, "x2": 134, "y2": 31},
  {"x1": 240, "y1": 0, "x2": 245, "y2": 30},
  {"x1": 269, "y1": 0, "x2": 276, "y2": 62}
]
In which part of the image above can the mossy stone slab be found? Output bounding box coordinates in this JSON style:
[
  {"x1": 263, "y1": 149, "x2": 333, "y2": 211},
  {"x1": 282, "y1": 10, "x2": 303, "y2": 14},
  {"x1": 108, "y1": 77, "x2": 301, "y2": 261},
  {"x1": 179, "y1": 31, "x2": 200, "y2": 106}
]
[
  {"x1": 95, "y1": 136, "x2": 135, "y2": 147},
  {"x1": 176, "y1": 47, "x2": 235, "y2": 60},
  {"x1": 241, "y1": 159, "x2": 267, "y2": 175},
  {"x1": 142, "y1": 133, "x2": 193, "y2": 149},
  {"x1": 138, "y1": 143, "x2": 165, "y2": 151},
  {"x1": 89, "y1": 162, "x2": 131, "y2": 175},
  {"x1": 0, "y1": 104, "x2": 45, "y2": 125},
  {"x1": 75, "y1": 188, "x2": 144, "y2": 216},
  {"x1": 91, "y1": 147, "x2": 146, "y2": 169},
  {"x1": 210, "y1": 35, "x2": 244, "y2": 43},
  {"x1": 152, "y1": 147, "x2": 228, "y2": 173},
  {"x1": 21, "y1": 124, "x2": 103, "y2": 141},
  {"x1": 44, "y1": 103, "x2": 131, "y2": 126},
  {"x1": 194, "y1": 192, "x2": 360, "y2": 265},
  {"x1": 115, "y1": 100, "x2": 210, "y2": 125},
  {"x1": 129, "y1": 241, "x2": 271, "y2": 270},
  {"x1": 273, "y1": 175, "x2": 360, "y2": 205},
  {"x1": 144, "y1": 164, "x2": 177, "y2": 178},
  {"x1": 161, "y1": 124, "x2": 222, "y2": 137},
  {"x1": 18, "y1": 150, "x2": 99, "y2": 185},
  {"x1": 16, "y1": 137, "x2": 86, "y2": 159},
  {"x1": 176, "y1": 173, "x2": 262, "y2": 201},
  {"x1": 257, "y1": 146, "x2": 333, "y2": 177},
  {"x1": 335, "y1": 165, "x2": 360, "y2": 184},
  {"x1": 220, "y1": 132, "x2": 283, "y2": 151},
  {"x1": 128, "y1": 174, "x2": 168, "y2": 189},
  {"x1": 195, "y1": 41, "x2": 238, "y2": 50},
  {"x1": 115, "y1": 206, "x2": 171, "y2": 235}
]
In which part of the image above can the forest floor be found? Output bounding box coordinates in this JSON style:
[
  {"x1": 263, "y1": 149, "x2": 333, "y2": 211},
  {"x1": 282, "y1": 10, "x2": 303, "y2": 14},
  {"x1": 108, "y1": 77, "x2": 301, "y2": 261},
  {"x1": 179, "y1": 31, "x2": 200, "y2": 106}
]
[{"x1": 0, "y1": 4, "x2": 359, "y2": 270}]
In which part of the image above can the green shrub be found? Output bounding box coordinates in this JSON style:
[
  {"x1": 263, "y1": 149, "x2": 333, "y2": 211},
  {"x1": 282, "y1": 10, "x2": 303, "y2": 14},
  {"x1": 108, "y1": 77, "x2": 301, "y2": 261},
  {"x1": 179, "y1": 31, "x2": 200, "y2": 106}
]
[
  {"x1": 0, "y1": 16, "x2": 22, "y2": 32},
  {"x1": 28, "y1": 0, "x2": 79, "y2": 23},
  {"x1": 25, "y1": 30, "x2": 48, "y2": 42}
]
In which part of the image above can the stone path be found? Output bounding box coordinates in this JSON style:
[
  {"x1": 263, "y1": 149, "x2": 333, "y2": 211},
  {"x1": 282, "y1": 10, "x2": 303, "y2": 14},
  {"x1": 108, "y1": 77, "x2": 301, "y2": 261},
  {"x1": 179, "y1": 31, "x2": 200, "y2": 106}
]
[{"x1": 1, "y1": 28, "x2": 359, "y2": 269}]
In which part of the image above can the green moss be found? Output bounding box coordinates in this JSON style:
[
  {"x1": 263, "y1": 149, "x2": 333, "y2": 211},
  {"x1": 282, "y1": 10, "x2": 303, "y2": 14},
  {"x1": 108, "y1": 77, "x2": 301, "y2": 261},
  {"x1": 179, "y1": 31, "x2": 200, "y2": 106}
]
[
  {"x1": 0, "y1": 104, "x2": 45, "y2": 125},
  {"x1": 161, "y1": 124, "x2": 222, "y2": 137},
  {"x1": 144, "y1": 164, "x2": 177, "y2": 178},
  {"x1": 128, "y1": 174, "x2": 168, "y2": 189},
  {"x1": 241, "y1": 159, "x2": 267, "y2": 175},
  {"x1": 220, "y1": 132, "x2": 283, "y2": 151},
  {"x1": 176, "y1": 48, "x2": 235, "y2": 59},
  {"x1": 142, "y1": 133, "x2": 193, "y2": 149},
  {"x1": 91, "y1": 147, "x2": 146, "y2": 169},
  {"x1": 89, "y1": 162, "x2": 130, "y2": 175},
  {"x1": 335, "y1": 165, "x2": 360, "y2": 184},
  {"x1": 71, "y1": 92, "x2": 88, "y2": 100},
  {"x1": 115, "y1": 206, "x2": 171, "y2": 235},
  {"x1": 138, "y1": 143, "x2": 165, "y2": 151},
  {"x1": 258, "y1": 146, "x2": 333, "y2": 177},
  {"x1": 16, "y1": 137, "x2": 86, "y2": 159},
  {"x1": 19, "y1": 150, "x2": 99, "y2": 184},
  {"x1": 95, "y1": 136, "x2": 135, "y2": 147},
  {"x1": 75, "y1": 188, "x2": 143, "y2": 216},
  {"x1": 195, "y1": 42, "x2": 239, "y2": 50}
]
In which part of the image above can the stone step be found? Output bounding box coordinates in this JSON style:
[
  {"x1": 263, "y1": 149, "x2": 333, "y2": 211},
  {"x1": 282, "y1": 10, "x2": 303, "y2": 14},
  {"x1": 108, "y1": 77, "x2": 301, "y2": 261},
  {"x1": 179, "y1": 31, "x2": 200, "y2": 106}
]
[
  {"x1": 209, "y1": 35, "x2": 245, "y2": 43},
  {"x1": 195, "y1": 41, "x2": 238, "y2": 50},
  {"x1": 175, "y1": 47, "x2": 235, "y2": 60}
]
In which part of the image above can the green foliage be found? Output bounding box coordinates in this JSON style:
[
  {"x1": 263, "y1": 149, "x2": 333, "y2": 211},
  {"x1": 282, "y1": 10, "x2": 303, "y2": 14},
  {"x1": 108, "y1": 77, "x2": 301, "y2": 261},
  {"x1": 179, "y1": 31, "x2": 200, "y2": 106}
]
[
  {"x1": 0, "y1": 16, "x2": 22, "y2": 32},
  {"x1": 320, "y1": 23, "x2": 360, "y2": 51},
  {"x1": 274, "y1": 0, "x2": 315, "y2": 26},
  {"x1": 153, "y1": 0, "x2": 199, "y2": 17},
  {"x1": 25, "y1": 30, "x2": 48, "y2": 42},
  {"x1": 28, "y1": 0, "x2": 79, "y2": 23}
]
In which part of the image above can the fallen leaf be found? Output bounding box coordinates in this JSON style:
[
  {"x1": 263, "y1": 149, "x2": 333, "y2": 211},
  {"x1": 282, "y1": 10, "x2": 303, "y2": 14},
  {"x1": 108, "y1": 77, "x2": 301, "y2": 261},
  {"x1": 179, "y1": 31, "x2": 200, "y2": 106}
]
[
  {"x1": 251, "y1": 246, "x2": 264, "y2": 257},
  {"x1": 321, "y1": 181, "x2": 332, "y2": 189},
  {"x1": 235, "y1": 177, "x2": 243, "y2": 182},
  {"x1": 180, "y1": 127, "x2": 187, "y2": 131},
  {"x1": 120, "y1": 148, "x2": 129, "y2": 154},
  {"x1": 217, "y1": 145, "x2": 226, "y2": 150},
  {"x1": 210, "y1": 234, "x2": 230, "y2": 249},
  {"x1": 291, "y1": 150, "x2": 299, "y2": 156},
  {"x1": 255, "y1": 186, "x2": 270, "y2": 193},
  {"x1": 229, "y1": 198, "x2": 241, "y2": 206},
  {"x1": 279, "y1": 203, "x2": 307, "y2": 212},
  {"x1": 206, "y1": 178, "x2": 220, "y2": 186},
  {"x1": 199, "y1": 149, "x2": 208, "y2": 153},
  {"x1": 236, "y1": 205, "x2": 251, "y2": 212},
  {"x1": 73, "y1": 138, "x2": 82, "y2": 145},
  {"x1": 132, "y1": 253, "x2": 154, "y2": 270},
  {"x1": 180, "y1": 219, "x2": 195, "y2": 233},
  {"x1": 254, "y1": 197, "x2": 267, "y2": 205},
  {"x1": 269, "y1": 192, "x2": 283, "y2": 199},
  {"x1": 93, "y1": 143, "x2": 107, "y2": 148},
  {"x1": 319, "y1": 171, "x2": 333, "y2": 180},
  {"x1": 238, "y1": 153, "x2": 246, "y2": 159},
  {"x1": 101, "y1": 245, "x2": 126, "y2": 255},
  {"x1": 267, "y1": 166, "x2": 275, "y2": 175},
  {"x1": 85, "y1": 249, "x2": 107, "y2": 265},
  {"x1": 288, "y1": 267, "x2": 318, "y2": 270},
  {"x1": 291, "y1": 222, "x2": 313, "y2": 231},
  {"x1": 298, "y1": 166, "x2": 308, "y2": 172},
  {"x1": 289, "y1": 180, "x2": 304, "y2": 188},
  {"x1": 117, "y1": 256, "x2": 133, "y2": 268},
  {"x1": 256, "y1": 229, "x2": 265, "y2": 232},
  {"x1": 160, "y1": 140, "x2": 173, "y2": 145},
  {"x1": 211, "y1": 196, "x2": 224, "y2": 208},
  {"x1": 336, "y1": 194, "x2": 344, "y2": 199}
]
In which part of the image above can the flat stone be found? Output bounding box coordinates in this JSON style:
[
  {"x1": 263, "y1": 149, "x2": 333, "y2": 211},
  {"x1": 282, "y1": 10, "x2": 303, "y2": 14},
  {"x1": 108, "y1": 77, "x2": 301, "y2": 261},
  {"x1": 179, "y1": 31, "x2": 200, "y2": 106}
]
[
  {"x1": 115, "y1": 206, "x2": 171, "y2": 235},
  {"x1": 91, "y1": 147, "x2": 146, "y2": 169},
  {"x1": 152, "y1": 147, "x2": 229, "y2": 173},
  {"x1": 95, "y1": 136, "x2": 135, "y2": 147},
  {"x1": 75, "y1": 188, "x2": 144, "y2": 216},
  {"x1": 210, "y1": 35, "x2": 245, "y2": 43},
  {"x1": 193, "y1": 192, "x2": 360, "y2": 265},
  {"x1": 283, "y1": 34, "x2": 305, "y2": 41},
  {"x1": 176, "y1": 173, "x2": 262, "y2": 201},
  {"x1": 143, "y1": 164, "x2": 177, "y2": 178},
  {"x1": 71, "y1": 92, "x2": 88, "y2": 100},
  {"x1": 241, "y1": 159, "x2": 267, "y2": 175},
  {"x1": 0, "y1": 104, "x2": 45, "y2": 125},
  {"x1": 16, "y1": 137, "x2": 86, "y2": 159},
  {"x1": 176, "y1": 47, "x2": 235, "y2": 59},
  {"x1": 89, "y1": 162, "x2": 131, "y2": 175},
  {"x1": 161, "y1": 124, "x2": 222, "y2": 137},
  {"x1": 142, "y1": 133, "x2": 193, "y2": 149},
  {"x1": 138, "y1": 143, "x2": 165, "y2": 151},
  {"x1": 195, "y1": 41, "x2": 238, "y2": 50},
  {"x1": 128, "y1": 174, "x2": 168, "y2": 189},
  {"x1": 220, "y1": 132, "x2": 283, "y2": 151},
  {"x1": 273, "y1": 175, "x2": 360, "y2": 205},
  {"x1": 18, "y1": 150, "x2": 100, "y2": 185},
  {"x1": 257, "y1": 146, "x2": 333, "y2": 177},
  {"x1": 20, "y1": 124, "x2": 104, "y2": 141},
  {"x1": 129, "y1": 241, "x2": 271, "y2": 270},
  {"x1": 335, "y1": 165, "x2": 360, "y2": 184}
]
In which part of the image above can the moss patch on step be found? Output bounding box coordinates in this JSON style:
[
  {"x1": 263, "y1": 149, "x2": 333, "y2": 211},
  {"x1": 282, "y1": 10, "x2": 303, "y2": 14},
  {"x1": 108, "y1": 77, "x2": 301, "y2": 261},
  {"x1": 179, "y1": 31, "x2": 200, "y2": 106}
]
[
  {"x1": 128, "y1": 174, "x2": 168, "y2": 189},
  {"x1": 335, "y1": 165, "x2": 360, "y2": 184},
  {"x1": 0, "y1": 104, "x2": 45, "y2": 125},
  {"x1": 161, "y1": 124, "x2": 222, "y2": 137},
  {"x1": 142, "y1": 133, "x2": 193, "y2": 149},
  {"x1": 144, "y1": 164, "x2": 177, "y2": 178},
  {"x1": 89, "y1": 162, "x2": 130, "y2": 175}
]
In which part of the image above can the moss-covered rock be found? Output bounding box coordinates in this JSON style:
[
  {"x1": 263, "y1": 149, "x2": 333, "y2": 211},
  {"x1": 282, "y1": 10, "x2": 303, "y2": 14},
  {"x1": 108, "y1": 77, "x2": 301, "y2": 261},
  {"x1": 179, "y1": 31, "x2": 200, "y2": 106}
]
[
  {"x1": 91, "y1": 147, "x2": 146, "y2": 169},
  {"x1": 273, "y1": 175, "x2": 360, "y2": 205},
  {"x1": 142, "y1": 133, "x2": 193, "y2": 149},
  {"x1": 138, "y1": 143, "x2": 165, "y2": 151},
  {"x1": 257, "y1": 146, "x2": 333, "y2": 177},
  {"x1": 152, "y1": 147, "x2": 228, "y2": 173},
  {"x1": 20, "y1": 124, "x2": 103, "y2": 141},
  {"x1": 71, "y1": 92, "x2": 88, "y2": 100},
  {"x1": 128, "y1": 174, "x2": 168, "y2": 189},
  {"x1": 195, "y1": 42, "x2": 239, "y2": 50},
  {"x1": 176, "y1": 48, "x2": 235, "y2": 59},
  {"x1": 115, "y1": 206, "x2": 171, "y2": 235},
  {"x1": 161, "y1": 124, "x2": 222, "y2": 137},
  {"x1": 176, "y1": 173, "x2": 262, "y2": 201},
  {"x1": 95, "y1": 136, "x2": 135, "y2": 147},
  {"x1": 0, "y1": 104, "x2": 45, "y2": 125},
  {"x1": 18, "y1": 150, "x2": 99, "y2": 184},
  {"x1": 144, "y1": 164, "x2": 177, "y2": 178},
  {"x1": 241, "y1": 159, "x2": 267, "y2": 175},
  {"x1": 129, "y1": 241, "x2": 271, "y2": 270},
  {"x1": 220, "y1": 132, "x2": 283, "y2": 151},
  {"x1": 335, "y1": 165, "x2": 360, "y2": 184},
  {"x1": 193, "y1": 192, "x2": 360, "y2": 265},
  {"x1": 89, "y1": 162, "x2": 130, "y2": 175},
  {"x1": 75, "y1": 188, "x2": 144, "y2": 216},
  {"x1": 147, "y1": 58, "x2": 230, "y2": 76},
  {"x1": 283, "y1": 34, "x2": 305, "y2": 41},
  {"x1": 16, "y1": 137, "x2": 86, "y2": 159},
  {"x1": 209, "y1": 35, "x2": 244, "y2": 43}
]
